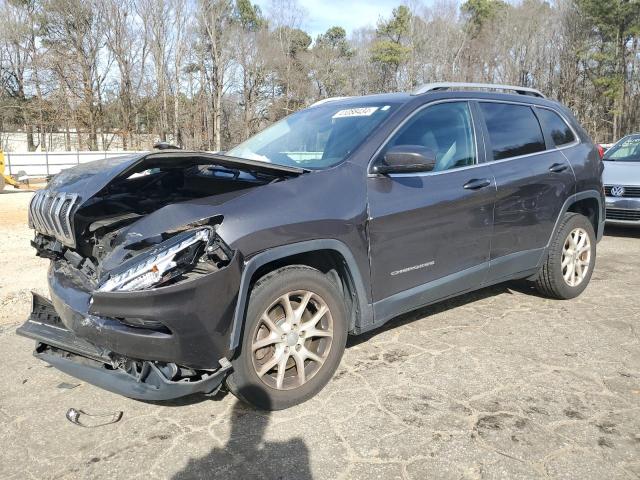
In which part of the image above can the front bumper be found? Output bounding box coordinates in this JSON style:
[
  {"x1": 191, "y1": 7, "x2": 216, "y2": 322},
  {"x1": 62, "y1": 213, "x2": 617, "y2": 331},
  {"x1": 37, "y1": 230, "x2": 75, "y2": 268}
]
[
  {"x1": 604, "y1": 195, "x2": 640, "y2": 225},
  {"x1": 17, "y1": 294, "x2": 232, "y2": 400},
  {"x1": 44, "y1": 251, "x2": 242, "y2": 370}
]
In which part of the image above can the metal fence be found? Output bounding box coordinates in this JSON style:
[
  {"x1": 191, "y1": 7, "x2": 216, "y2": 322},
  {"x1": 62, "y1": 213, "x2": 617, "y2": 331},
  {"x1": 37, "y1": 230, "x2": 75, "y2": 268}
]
[{"x1": 4, "y1": 151, "x2": 147, "y2": 178}]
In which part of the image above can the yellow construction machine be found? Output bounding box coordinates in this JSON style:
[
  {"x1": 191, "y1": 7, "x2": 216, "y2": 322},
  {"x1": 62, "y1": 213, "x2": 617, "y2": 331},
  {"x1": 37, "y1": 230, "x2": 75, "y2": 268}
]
[{"x1": 0, "y1": 151, "x2": 21, "y2": 191}]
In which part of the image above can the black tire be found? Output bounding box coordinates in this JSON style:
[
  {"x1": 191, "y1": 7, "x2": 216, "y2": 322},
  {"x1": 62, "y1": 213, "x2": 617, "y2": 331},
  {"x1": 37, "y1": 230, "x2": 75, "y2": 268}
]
[
  {"x1": 226, "y1": 265, "x2": 348, "y2": 410},
  {"x1": 534, "y1": 212, "x2": 596, "y2": 299}
]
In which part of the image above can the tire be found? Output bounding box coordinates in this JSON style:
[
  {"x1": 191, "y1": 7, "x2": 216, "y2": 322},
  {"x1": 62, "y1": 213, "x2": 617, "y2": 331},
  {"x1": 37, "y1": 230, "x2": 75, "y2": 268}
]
[
  {"x1": 534, "y1": 212, "x2": 596, "y2": 299},
  {"x1": 226, "y1": 265, "x2": 348, "y2": 410}
]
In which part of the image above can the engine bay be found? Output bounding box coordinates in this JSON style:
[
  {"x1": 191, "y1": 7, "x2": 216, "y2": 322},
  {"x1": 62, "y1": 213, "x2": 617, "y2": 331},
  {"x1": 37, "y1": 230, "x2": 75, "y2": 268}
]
[{"x1": 30, "y1": 153, "x2": 299, "y2": 284}]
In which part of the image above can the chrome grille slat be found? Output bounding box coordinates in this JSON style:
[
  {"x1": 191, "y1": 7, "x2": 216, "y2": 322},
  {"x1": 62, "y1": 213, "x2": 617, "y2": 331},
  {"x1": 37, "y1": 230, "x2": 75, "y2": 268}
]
[
  {"x1": 606, "y1": 208, "x2": 640, "y2": 221},
  {"x1": 28, "y1": 191, "x2": 79, "y2": 247},
  {"x1": 28, "y1": 193, "x2": 37, "y2": 229},
  {"x1": 50, "y1": 196, "x2": 64, "y2": 235},
  {"x1": 59, "y1": 199, "x2": 72, "y2": 237},
  {"x1": 33, "y1": 192, "x2": 47, "y2": 233},
  {"x1": 42, "y1": 196, "x2": 56, "y2": 234}
]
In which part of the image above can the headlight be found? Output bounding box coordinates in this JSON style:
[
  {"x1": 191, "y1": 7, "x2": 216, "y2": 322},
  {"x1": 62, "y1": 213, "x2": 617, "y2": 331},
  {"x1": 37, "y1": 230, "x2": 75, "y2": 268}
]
[{"x1": 98, "y1": 228, "x2": 211, "y2": 292}]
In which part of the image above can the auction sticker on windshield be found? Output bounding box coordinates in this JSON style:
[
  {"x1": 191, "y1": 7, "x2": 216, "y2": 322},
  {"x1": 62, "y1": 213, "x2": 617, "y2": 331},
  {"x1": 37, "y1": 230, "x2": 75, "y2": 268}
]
[{"x1": 333, "y1": 107, "x2": 379, "y2": 118}]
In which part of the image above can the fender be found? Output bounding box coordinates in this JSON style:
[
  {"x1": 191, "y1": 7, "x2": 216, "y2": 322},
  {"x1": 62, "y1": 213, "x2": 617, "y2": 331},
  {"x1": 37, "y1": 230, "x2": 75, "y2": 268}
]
[
  {"x1": 545, "y1": 189, "x2": 605, "y2": 249},
  {"x1": 229, "y1": 239, "x2": 373, "y2": 350}
]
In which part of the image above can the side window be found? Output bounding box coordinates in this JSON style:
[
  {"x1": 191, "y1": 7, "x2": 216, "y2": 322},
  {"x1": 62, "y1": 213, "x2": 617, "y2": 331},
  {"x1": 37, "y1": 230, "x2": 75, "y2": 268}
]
[
  {"x1": 385, "y1": 102, "x2": 476, "y2": 172},
  {"x1": 479, "y1": 103, "x2": 546, "y2": 160},
  {"x1": 535, "y1": 108, "x2": 576, "y2": 147}
]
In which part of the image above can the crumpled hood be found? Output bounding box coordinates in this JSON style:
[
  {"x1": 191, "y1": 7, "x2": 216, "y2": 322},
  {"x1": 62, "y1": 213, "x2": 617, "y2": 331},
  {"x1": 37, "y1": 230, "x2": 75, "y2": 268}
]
[
  {"x1": 96, "y1": 163, "x2": 341, "y2": 274},
  {"x1": 47, "y1": 153, "x2": 147, "y2": 200},
  {"x1": 603, "y1": 160, "x2": 640, "y2": 186}
]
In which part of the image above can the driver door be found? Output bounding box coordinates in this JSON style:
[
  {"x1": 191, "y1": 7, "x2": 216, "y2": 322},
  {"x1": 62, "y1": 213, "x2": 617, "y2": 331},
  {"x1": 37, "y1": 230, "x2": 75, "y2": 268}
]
[{"x1": 366, "y1": 101, "x2": 495, "y2": 319}]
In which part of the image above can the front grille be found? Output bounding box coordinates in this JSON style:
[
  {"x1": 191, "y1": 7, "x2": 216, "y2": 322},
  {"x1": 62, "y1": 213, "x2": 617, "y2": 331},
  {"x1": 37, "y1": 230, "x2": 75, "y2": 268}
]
[
  {"x1": 29, "y1": 190, "x2": 79, "y2": 247},
  {"x1": 604, "y1": 185, "x2": 640, "y2": 198},
  {"x1": 605, "y1": 208, "x2": 640, "y2": 222}
]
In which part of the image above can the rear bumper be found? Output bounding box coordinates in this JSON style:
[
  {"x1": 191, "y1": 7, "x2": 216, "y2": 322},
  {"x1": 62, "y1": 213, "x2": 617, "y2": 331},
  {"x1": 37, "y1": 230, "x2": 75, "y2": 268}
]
[{"x1": 17, "y1": 293, "x2": 232, "y2": 401}]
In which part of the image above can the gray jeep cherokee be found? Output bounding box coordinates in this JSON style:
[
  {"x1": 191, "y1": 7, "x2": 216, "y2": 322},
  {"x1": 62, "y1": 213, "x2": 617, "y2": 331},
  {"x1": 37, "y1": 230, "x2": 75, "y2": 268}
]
[{"x1": 18, "y1": 82, "x2": 605, "y2": 410}]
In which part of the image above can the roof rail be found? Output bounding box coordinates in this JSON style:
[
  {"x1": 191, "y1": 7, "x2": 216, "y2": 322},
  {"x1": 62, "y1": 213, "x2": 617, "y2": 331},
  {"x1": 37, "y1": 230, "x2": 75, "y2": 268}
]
[
  {"x1": 411, "y1": 82, "x2": 545, "y2": 98},
  {"x1": 309, "y1": 96, "x2": 351, "y2": 107}
]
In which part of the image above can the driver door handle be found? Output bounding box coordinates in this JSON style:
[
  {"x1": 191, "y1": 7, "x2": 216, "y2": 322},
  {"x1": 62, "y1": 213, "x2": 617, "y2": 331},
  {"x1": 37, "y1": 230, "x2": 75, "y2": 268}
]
[
  {"x1": 549, "y1": 162, "x2": 568, "y2": 173},
  {"x1": 463, "y1": 178, "x2": 491, "y2": 190}
]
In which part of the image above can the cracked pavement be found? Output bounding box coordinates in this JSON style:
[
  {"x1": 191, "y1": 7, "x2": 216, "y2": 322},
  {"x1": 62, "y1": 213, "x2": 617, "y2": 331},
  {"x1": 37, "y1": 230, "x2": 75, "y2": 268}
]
[{"x1": 1, "y1": 191, "x2": 639, "y2": 479}]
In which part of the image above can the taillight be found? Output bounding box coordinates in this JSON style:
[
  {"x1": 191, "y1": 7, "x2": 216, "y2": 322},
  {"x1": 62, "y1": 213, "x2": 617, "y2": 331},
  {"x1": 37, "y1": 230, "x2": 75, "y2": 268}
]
[{"x1": 597, "y1": 144, "x2": 605, "y2": 159}]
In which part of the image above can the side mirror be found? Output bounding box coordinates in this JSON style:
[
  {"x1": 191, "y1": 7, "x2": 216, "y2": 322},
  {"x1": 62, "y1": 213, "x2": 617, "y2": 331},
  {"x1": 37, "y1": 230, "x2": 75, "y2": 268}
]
[{"x1": 372, "y1": 145, "x2": 436, "y2": 175}]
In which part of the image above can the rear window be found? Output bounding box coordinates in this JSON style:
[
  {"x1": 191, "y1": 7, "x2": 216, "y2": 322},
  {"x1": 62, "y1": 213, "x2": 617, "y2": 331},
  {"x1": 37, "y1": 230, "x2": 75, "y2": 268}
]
[
  {"x1": 536, "y1": 108, "x2": 576, "y2": 146},
  {"x1": 480, "y1": 103, "x2": 546, "y2": 160}
]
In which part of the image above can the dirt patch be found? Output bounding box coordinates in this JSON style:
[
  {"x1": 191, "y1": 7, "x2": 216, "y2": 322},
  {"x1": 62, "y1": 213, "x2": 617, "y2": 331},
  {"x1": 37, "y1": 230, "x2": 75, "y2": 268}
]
[{"x1": 0, "y1": 191, "x2": 49, "y2": 324}]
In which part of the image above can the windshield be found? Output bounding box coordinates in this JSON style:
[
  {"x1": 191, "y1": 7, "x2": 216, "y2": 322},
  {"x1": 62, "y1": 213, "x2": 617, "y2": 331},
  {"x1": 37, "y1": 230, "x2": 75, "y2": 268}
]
[
  {"x1": 226, "y1": 102, "x2": 399, "y2": 169},
  {"x1": 603, "y1": 134, "x2": 640, "y2": 162}
]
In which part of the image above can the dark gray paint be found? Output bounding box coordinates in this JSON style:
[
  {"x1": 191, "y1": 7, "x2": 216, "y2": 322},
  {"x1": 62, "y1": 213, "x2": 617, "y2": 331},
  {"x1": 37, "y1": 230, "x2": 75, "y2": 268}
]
[{"x1": 23, "y1": 90, "x2": 605, "y2": 378}]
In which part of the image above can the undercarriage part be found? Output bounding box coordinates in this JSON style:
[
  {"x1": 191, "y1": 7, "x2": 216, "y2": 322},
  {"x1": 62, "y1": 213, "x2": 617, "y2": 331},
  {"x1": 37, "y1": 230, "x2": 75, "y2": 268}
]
[
  {"x1": 66, "y1": 408, "x2": 123, "y2": 428},
  {"x1": 34, "y1": 343, "x2": 232, "y2": 401},
  {"x1": 17, "y1": 293, "x2": 234, "y2": 400}
]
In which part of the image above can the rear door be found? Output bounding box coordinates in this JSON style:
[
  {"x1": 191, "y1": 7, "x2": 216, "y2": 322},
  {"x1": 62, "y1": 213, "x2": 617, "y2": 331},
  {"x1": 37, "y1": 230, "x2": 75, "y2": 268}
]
[
  {"x1": 478, "y1": 101, "x2": 575, "y2": 280},
  {"x1": 367, "y1": 101, "x2": 495, "y2": 315}
]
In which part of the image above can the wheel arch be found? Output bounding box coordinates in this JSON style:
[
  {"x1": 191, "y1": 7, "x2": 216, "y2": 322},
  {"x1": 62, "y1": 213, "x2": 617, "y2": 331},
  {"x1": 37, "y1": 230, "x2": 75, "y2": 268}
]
[
  {"x1": 567, "y1": 196, "x2": 600, "y2": 235},
  {"x1": 229, "y1": 240, "x2": 373, "y2": 351},
  {"x1": 547, "y1": 190, "x2": 604, "y2": 249}
]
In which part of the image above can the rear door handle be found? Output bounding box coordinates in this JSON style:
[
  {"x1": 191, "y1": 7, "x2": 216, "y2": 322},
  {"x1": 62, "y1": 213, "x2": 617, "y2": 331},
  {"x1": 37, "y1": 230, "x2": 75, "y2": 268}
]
[
  {"x1": 549, "y1": 163, "x2": 568, "y2": 173},
  {"x1": 463, "y1": 178, "x2": 491, "y2": 190}
]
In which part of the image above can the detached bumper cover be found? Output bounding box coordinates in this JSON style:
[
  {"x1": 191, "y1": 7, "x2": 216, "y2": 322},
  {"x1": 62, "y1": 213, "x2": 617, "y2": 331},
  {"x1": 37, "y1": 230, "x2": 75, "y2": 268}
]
[{"x1": 17, "y1": 294, "x2": 232, "y2": 401}]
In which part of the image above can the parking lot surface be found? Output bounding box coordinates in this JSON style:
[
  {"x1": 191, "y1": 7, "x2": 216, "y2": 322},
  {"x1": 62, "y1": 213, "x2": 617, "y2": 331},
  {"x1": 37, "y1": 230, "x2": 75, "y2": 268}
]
[{"x1": 1, "y1": 191, "x2": 638, "y2": 479}]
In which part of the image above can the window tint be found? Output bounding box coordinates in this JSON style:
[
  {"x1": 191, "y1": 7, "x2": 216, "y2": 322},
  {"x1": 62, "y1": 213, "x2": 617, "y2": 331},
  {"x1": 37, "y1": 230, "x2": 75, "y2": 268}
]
[
  {"x1": 385, "y1": 102, "x2": 476, "y2": 172},
  {"x1": 536, "y1": 108, "x2": 576, "y2": 146},
  {"x1": 480, "y1": 103, "x2": 546, "y2": 160}
]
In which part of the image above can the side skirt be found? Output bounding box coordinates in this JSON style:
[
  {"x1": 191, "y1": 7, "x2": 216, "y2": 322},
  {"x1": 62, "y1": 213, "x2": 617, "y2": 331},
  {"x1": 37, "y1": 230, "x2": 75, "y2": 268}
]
[{"x1": 363, "y1": 248, "x2": 543, "y2": 335}]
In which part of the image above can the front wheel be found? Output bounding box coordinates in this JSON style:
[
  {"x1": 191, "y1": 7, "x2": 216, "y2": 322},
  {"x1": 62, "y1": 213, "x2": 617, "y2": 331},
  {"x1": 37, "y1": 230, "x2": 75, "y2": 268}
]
[
  {"x1": 226, "y1": 266, "x2": 348, "y2": 410},
  {"x1": 534, "y1": 212, "x2": 596, "y2": 299}
]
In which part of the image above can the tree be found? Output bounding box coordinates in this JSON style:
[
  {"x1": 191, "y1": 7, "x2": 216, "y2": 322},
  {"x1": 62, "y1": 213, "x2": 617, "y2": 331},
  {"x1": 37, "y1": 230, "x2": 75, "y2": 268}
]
[
  {"x1": 41, "y1": 0, "x2": 111, "y2": 150},
  {"x1": 309, "y1": 27, "x2": 352, "y2": 97},
  {"x1": 371, "y1": 6, "x2": 412, "y2": 90},
  {"x1": 461, "y1": 0, "x2": 507, "y2": 37},
  {"x1": 576, "y1": 0, "x2": 640, "y2": 139}
]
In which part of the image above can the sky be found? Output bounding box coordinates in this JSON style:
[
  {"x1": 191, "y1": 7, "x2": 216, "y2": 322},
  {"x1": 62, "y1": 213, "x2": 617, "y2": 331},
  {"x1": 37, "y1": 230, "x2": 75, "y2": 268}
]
[{"x1": 253, "y1": 0, "x2": 404, "y2": 39}]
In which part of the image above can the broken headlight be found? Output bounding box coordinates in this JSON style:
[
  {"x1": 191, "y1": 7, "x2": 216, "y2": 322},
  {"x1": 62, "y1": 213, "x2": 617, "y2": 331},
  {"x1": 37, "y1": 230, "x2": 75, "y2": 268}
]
[{"x1": 98, "y1": 228, "x2": 211, "y2": 292}]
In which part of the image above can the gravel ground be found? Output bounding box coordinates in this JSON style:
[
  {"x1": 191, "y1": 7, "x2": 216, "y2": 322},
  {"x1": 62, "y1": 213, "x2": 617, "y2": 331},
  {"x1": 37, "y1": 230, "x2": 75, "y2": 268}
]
[{"x1": 0, "y1": 190, "x2": 639, "y2": 479}]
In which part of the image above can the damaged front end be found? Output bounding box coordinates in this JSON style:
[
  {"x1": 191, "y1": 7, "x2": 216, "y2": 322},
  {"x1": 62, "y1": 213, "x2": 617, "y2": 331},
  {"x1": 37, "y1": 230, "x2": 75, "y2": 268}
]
[
  {"x1": 18, "y1": 151, "x2": 300, "y2": 400},
  {"x1": 18, "y1": 294, "x2": 233, "y2": 400}
]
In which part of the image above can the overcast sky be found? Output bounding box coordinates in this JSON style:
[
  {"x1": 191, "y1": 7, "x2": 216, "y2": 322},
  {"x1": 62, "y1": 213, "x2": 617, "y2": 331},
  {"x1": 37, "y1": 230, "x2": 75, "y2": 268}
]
[{"x1": 254, "y1": 0, "x2": 403, "y2": 38}]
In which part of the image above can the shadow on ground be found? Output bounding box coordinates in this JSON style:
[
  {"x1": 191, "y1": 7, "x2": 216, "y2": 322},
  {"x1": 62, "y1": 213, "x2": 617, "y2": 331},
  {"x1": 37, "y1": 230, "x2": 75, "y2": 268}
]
[
  {"x1": 604, "y1": 225, "x2": 640, "y2": 238},
  {"x1": 173, "y1": 385, "x2": 312, "y2": 480},
  {"x1": 348, "y1": 282, "x2": 518, "y2": 347}
]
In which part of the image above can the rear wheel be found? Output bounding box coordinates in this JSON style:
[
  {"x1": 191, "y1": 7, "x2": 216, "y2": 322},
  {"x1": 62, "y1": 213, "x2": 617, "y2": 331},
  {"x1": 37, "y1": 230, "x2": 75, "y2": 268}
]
[
  {"x1": 226, "y1": 266, "x2": 347, "y2": 410},
  {"x1": 534, "y1": 213, "x2": 596, "y2": 299}
]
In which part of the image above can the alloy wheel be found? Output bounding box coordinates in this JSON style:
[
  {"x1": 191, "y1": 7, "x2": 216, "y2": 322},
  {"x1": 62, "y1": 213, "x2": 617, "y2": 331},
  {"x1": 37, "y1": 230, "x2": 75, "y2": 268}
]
[
  {"x1": 561, "y1": 227, "x2": 591, "y2": 287},
  {"x1": 251, "y1": 290, "x2": 334, "y2": 390}
]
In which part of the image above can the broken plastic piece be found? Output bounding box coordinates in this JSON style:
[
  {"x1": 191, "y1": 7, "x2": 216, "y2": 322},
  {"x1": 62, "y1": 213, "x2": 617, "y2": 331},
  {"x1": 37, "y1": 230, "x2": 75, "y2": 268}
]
[{"x1": 65, "y1": 408, "x2": 123, "y2": 428}]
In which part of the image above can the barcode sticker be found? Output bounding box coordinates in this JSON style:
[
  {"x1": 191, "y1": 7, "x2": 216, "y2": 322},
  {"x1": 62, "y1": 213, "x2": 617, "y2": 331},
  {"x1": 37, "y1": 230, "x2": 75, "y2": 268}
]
[{"x1": 333, "y1": 107, "x2": 379, "y2": 118}]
